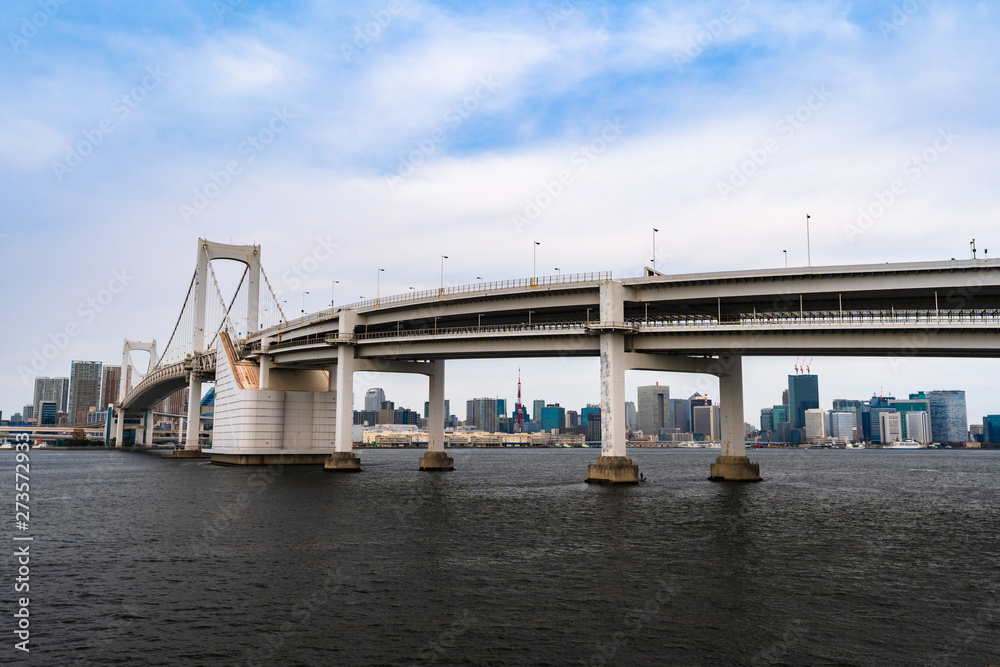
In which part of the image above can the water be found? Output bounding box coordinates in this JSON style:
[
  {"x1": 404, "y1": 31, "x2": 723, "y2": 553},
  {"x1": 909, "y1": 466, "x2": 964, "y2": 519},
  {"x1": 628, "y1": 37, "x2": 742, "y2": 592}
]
[{"x1": 4, "y1": 448, "x2": 999, "y2": 666}]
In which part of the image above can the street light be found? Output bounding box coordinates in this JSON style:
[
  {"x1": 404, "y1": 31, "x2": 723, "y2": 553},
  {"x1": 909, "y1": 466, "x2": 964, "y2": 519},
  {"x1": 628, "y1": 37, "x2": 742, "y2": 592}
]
[
  {"x1": 440, "y1": 255, "x2": 448, "y2": 292},
  {"x1": 652, "y1": 227, "x2": 659, "y2": 272},
  {"x1": 533, "y1": 242, "x2": 540, "y2": 285},
  {"x1": 331, "y1": 280, "x2": 338, "y2": 311},
  {"x1": 554, "y1": 267, "x2": 560, "y2": 279},
  {"x1": 376, "y1": 268, "x2": 385, "y2": 306},
  {"x1": 805, "y1": 214, "x2": 811, "y2": 267},
  {"x1": 301, "y1": 291, "x2": 309, "y2": 315},
  {"x1": 783, "y1": 250, "x2": 787, "y2": 268}
]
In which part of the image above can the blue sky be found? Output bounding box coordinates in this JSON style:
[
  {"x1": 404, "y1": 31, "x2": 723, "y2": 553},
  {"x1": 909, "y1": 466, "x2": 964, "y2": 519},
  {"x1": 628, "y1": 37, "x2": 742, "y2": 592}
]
[{"x1": 2, "y1": 0, "x2": 1000, "y2": 426}]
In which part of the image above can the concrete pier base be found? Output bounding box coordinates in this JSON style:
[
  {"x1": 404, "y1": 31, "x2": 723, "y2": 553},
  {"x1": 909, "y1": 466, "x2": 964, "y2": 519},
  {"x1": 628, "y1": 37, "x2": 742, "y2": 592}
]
[
  {"x1": 418, "y1": 450, "x2": 454, "y2": 471},
  {"x1": 324, "y1": 451, "x2": 362, "y2": 472},
  {"x1": 162, "y1": 449, "x2": 212, "y2": 459},
  {"x1": 709, "y1": 455, "x2": 762, "y2": 482},
  {"x1": 586, "y1": 456, "x2": 640, "y2": 484},
  {"x1": 211, "y1": 453, "x2": 329, "y2": 465}
]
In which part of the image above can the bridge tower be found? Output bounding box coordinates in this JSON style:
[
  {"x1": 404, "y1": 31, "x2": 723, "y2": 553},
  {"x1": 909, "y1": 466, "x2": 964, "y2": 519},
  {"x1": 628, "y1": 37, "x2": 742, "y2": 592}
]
[
  {"x1": 184, "y1": 239, "x2": 261, "y2": 451},
  {"x1": 112, "y1": 340, "x2": 157, "y2": 447}
]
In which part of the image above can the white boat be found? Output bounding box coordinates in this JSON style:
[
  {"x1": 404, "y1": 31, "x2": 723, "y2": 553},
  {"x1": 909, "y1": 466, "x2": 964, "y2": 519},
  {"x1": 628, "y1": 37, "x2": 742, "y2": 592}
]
[
  {"x1": 845, "y1": 442, "x2": 865, "y2": 449},
  {"x1": 887, "y1": 439, "x2": 926, "y2": 449}
]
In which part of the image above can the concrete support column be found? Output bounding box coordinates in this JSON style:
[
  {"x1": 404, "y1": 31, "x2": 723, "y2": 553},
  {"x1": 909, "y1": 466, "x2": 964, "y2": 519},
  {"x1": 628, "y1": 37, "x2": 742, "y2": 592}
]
[
  {"x1": 144, "y1": 409, "x2": 154, "y2": 447},
  {"x1": 420, "y1": 360, "x2": 453, "y2": 471},
  {"x1": 326, "y1": 311, "x2": 361, "y2": 472},
  {"x1": 114, "y1": 408, "x2": 124, "y2": 448},
  {"x1": 587, "y1": 281, "x2": 639, "y2": 484},
  {"x1": 710, "y1": 355, "x2": 761, "y2": 481},
  {"x1": 184, "y1": 373, "x2": 202, "y2": 451}
]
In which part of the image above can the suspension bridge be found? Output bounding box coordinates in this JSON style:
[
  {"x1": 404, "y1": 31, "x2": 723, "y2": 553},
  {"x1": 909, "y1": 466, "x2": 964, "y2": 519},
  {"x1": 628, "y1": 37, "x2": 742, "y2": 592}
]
[{"x1": 112, "y1": 238, "x2": 1000, "y2": 482}]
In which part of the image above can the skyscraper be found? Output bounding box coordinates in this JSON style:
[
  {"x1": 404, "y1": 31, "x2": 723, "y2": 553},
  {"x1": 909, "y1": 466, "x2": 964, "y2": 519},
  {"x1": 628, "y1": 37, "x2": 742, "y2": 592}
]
[
  {"x1": 804, "y1": 408, "x2": 826, "y2": 442},
  {"x1": 624, "y1": 401, "x2": 637, "y2": 430},
  {"x1": 879, "y1": 411, "x2": 903, "y2": 443},
  {"x1": 905, "y1": 412, "x2": 931, "y2": 444},
  {"x1": 467, "y1": 398, "x2": 499, "y2": 432},
  {"x1": 101, "y1": 365, "x2": 122, "y2": 410},
  {"x1": 927, "y1": 390, "x2": 968, "y2": 443},
  {"x1": 68, "y1": 361, "x2": 103, "y2": 425},
  {"x1": 787, "y1": 374, "x2": 819, "y2": 429},
  {"x1": 670, "y1": 398, "x2": 691, "y2": 432},
  {"x1": 33, "y1": 376, "x2": 69, "y2": 421},
  {"x1": 638, "y1": 384, "x2": 670, "y2": 436},
  {"x1": 692, "y1": 404, "x2": 720, "y2": 440},
  {"x1": 540, "y1": 404, "x2": 565, "y2": 432},
  {"x1": 532, "y1": 399, "x2": 545, "y2": 424},
  {"x1": 890, "y1": 393, "x2": 931, "y2": 439},
  {"x1": 365, "y1": 388, "x2": 386, "y2": 413}
]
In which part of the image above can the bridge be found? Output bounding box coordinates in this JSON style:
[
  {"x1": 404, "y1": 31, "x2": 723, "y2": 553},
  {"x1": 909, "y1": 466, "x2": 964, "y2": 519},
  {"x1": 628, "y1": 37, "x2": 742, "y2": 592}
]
[{"x1": 114, "y1": 238, "x2": 1000, "y2": 482}]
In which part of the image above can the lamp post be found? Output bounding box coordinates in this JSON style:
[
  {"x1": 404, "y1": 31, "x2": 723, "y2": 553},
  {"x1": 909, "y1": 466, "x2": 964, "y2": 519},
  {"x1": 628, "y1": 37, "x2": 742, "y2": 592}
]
[
  {"x1": 805, "y1": 214, "x2": 811, "y2": 267},
  {"x1": 301, "y1": 291, "x2": 309, "y2": 315},
  {"x1": 652, "y1": 227, "x2": 659, "y2": 272},
  {"x1": 554, "y1": 267, "x2": 560, "y2": 280},
  {"x1": 331, "y1": 280, "x2": 338, "y2": 311},
  {"x1": 783, "y1": 250, "x2": 787, "y2": 268},
  {"x1": 376, "y1": 268, "x2": 384, "y2": 306},
  {"x1": 533, "y1": 242, "x2": 540, "y2": 285},
  {"x1": 440, "y1": 255, "x2": 448, "y2": 293}
]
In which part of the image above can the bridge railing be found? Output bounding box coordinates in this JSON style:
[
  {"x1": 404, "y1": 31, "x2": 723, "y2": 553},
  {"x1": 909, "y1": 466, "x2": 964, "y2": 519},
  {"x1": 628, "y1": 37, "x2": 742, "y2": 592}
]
[{"x1": 635, "y1": 308, "x2": 1000, "y2": 328}]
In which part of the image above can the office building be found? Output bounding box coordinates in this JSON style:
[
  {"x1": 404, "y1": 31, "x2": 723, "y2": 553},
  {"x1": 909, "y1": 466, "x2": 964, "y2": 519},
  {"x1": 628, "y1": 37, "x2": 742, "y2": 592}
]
[
  {"x1": 33, "y1": 376, "x2": 69, "y2": 420},
  {"x1": 670, "y1": 398, "x2": 691, "y2": 432},
  {"x1": 692, "y1": 404, "x2": 720, "y2": 440},
  {"x1": 804, "y1": 408, "x2": 826, "y2": 442},
  {"x1": 890, "y1": 393, "x2": 931, "y2": 439},
  {"x1": 787, "y1": 374, "x2": 819, "y2": 429},
  {"x1": 68, "y1": 361, "x2": 103, "y2": 425},
  {"x1": 540, "y1": 404, "x2": 566, "y2": 432},
  {"x1": 365, "y1": 388, "x2": 386, "y2": 413},
  {"x1": 879, "y1": 411, "x2": 903, "y2": 443},
  {"x1": 638, "y1": 385, "x2": 670, "y2": 435},
  {"x1": 828, "y1": 411, "x2": 855, "y2": 441},
  {"x1": 832, "y1": 399, "x2": 865, "y2": 440},
  {"x1": 624, "y1": 401, "x2": 637, "y2": 430},
  {"x1": 905, "y1": 411, "x2": 931, "y2": 444},
  {"x1": 424, "y1": 399, "x2": 450, "y2": 424},
  {"x1": 760, "y1": 407, "x2": 773, "y2": 433},
  {"x1": 927, "y1": 391, "x2": 968, "y2": 443},
  {"x1": 38, "y1": 400, "x2": 57, "y2": 426},
  {"x1": 532, "y1": 399, "x2": 546, "y2": 424},
  {"x1": 467, "y1": 398, "x2": 499, "y2": 432},
  {"x1": 100, "y1": 365, "x2": 122, "y2": 410},
  {"x1": 585, "y1": 411, "x2": 601, "y2": 442},
  {"x1": 982, "y1": 415, "x2": 1000, "y2": 444},
  {"x1": 22, "y1": 404, "x2": 34, "y2": 421}
]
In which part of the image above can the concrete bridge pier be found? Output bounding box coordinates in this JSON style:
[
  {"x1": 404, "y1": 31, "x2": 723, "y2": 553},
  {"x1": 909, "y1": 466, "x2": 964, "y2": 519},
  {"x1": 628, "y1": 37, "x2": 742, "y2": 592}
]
[
  {"x1": 184, "y1": 372, "x2": 202, "y2": 451},
  {"x1": 709, "y1": 354, "x2": 761, "y2": 482},
  {"x1": 587, "y1": 281, "x2": 640, "y2": 484},
  {"x1": 326, "y1": 313, "x2": 362, "y2": 472},
  {"x1": 144, "y1": 409, "x2": 154, "y2": 446},
  {"x1": 114, "y1": 408, "x2": 124, "y2": 447},
  {"x1": 419, "y1": 360, "x2": 453, "y2": 471}
]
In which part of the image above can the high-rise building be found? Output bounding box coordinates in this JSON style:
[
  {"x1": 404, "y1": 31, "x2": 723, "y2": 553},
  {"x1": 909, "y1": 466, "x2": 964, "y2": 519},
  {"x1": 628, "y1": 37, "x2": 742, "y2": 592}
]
[
  {"x1": 879, "y1": 411, "x2": 903, "y2": 443},
  {"x1": 467, "y1": 398, "x2": 499, "y2": 432},
  {"x1": 828, "y1": 411, "x2": 855, "y2": 441},
  {"x1": 869, "y1": 405, "x2": 897, "y2": 443},
  {"x1": 33, "y1": 376, "x2": 69, "y2": 420},
  {"x1": 585, "y1": 411, "x2": 601, "y2": 442},
  {"x1": 566, "y1": 410, "x2": 580, "y2": 427},
  {"x1": 692, "y1": 404, "x2": 720, "y2": 440},
  {"x1": 22, "y1": 404, "x2": 34, "y2": 420},
  {"x1": 804, "y1": 408, "x2": 826, "y2": 442},
  {"x1": 365, "y1": 388, "x2": 386, "y2": 413},
  {"x1": 772, "y1": 404, "x2": 789, "y2": 426},
  {"x1": 905, "y1": 411, "x2": 931, "y2": 444},
  {"x1": 624, "y1": 401, "x2": 637, "y2": 430},
  {"x1": 787, "y1": 374, "x2": 819, "y2": 429},
  {"x1": 496, "y1": 399, "x2": 507, "y2": 418},
  {"x1": 540, "y1": 404, "x2": 565, "y2": 432},
  {"x1": 638, "y1": 385, "x2": 670, "y2": 436},
  {"x1": 101, "y1": 365, "x2": 122, "y2": 410},
  {"x1": 760, "y1": 407, "x2": 774, "y2": 433},
  {"x1": 38, "y1": 400, "x2": 57, "y2": 426},
  {"x1": 982, "y1": 415, "x2": 1000, "y2": 444},
  {"x1": 532, "y1": 399, "x2": 546, "y2": 424},
  {"x1": 68, "y1": 361, "x2": 103, "y2": 425},
  {"x1": 670, "y1": 398, "x2": 691, "y2": 432},
  {"x1": 832, "y1": 399, "x2": 864, "y2": 440},
  {"x1": 424, "y1": 400, "x2": 451, "y2": 423},
  {"x1": 890, "y1": 393, "x2": 931, "y2": 439},
  {"x1": 927, "y1": 391, "x2": 968, "y2": 443}
]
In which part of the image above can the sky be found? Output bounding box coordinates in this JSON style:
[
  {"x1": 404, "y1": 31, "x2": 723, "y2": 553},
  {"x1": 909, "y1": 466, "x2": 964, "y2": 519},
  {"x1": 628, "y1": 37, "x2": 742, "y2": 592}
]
[{"x1": 2, "y1": 0, "x2": 999, "y2": 427}]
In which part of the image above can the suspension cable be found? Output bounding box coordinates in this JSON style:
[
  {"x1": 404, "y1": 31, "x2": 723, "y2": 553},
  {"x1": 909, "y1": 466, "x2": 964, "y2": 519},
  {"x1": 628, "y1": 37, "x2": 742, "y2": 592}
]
[
  {"x1": 259, "y1": 263, "x2": 287, "y2": 323},
  {"x1": 156, "y1": 268, "x2": 198, "y2": 370}
]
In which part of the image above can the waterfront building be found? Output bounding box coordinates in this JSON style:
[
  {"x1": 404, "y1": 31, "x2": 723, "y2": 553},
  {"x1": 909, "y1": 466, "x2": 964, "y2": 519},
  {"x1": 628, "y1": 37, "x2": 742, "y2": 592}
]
[
  {"x1": 33, "y1": 376, "x2": 69, "y2": 420},
  {"x1": 927, "y1": 391, "x2": 968, "y2": 443},
  {"x1": 804, "y1": 408, "x2": 826, "y2": 442},
  {"x1": 101, "y1": 365, "x2": 122, "y2": 410},
  {"x1": 787, "y1": 374, "x2": 819, "y2": 429},
  {"x1": 567, "y1": 410, "x2": 579, "y2": 427},
  {"x1": 828, "y1": 411, "x2": 855, "y2": 441},
  {"x1": 905, "y1": 411, "x2": 931, "y2": 444},
  {"x1": 692, "y1": 404, "x2": 720, "y2": 440},
  {"x1": 760, "y1": 407, "x2": 774, "y2": 433},
  {"x1": 540, "y1": 404, "x2": 566, "y2": 432},
  {"x1": 38, "y1": 401, "x2": 57, "y2": 426},
  {"x1": 890, "y1": 393, "x2": 931, "y2": 439},
  {"x1": 585, "y1": 411, "x2": 601, "y2": 442},
  {"x1": 364, "y1": 388, "x2": 386, "y2": 413},
  {"x1": 879, "y1": 411, "x2": 903, "y2": 443},
  {"x1": 832, "y1": 399, "x2": 865, "y2": 439},
  {"x1": 670, "y1": 398, "x2": 691, "y2": 432},
  {"x1": 625, "y1": 401, "x2": 637, "y2": 430},
  {"x1": 638, "y1": 385, "x2": 670, "y2": 436},
  {"x1": 532, "y1": 399, "x2": 545, "y2": 424},
  {"x1": 982, "y1": 415, "x2": 1000, "y2": 444},
  {"x1": 68, "y1": 361, "x2": 103, "y2": 425},
  {"x1": 467, "y1": 398, "x2": 499, "y2": 432}
]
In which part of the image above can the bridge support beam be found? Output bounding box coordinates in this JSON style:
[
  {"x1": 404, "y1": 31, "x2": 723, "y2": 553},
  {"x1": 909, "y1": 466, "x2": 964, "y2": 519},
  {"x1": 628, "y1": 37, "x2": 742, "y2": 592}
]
[
  {"x1": 184, "y1": 373, "x2": 202, "y2": 451},
  {"x1": 326, "y1": 313, "x2": 361, "y2": 472},
  {"x1": 144, "y1": 409, "x2": 154, "y2": 447},
  {"x1": 114, "y1": 409, "x2": 124, "y2": 448},
  {"x1": 710, "y1": 354, "x2": 761, "y2": 482},
  {"x1": 588, "y1": 281, "x2": 640, "y2": 484},
  {"x1": 419, "y1": 360, "x2": 453, "y2": 471}
]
